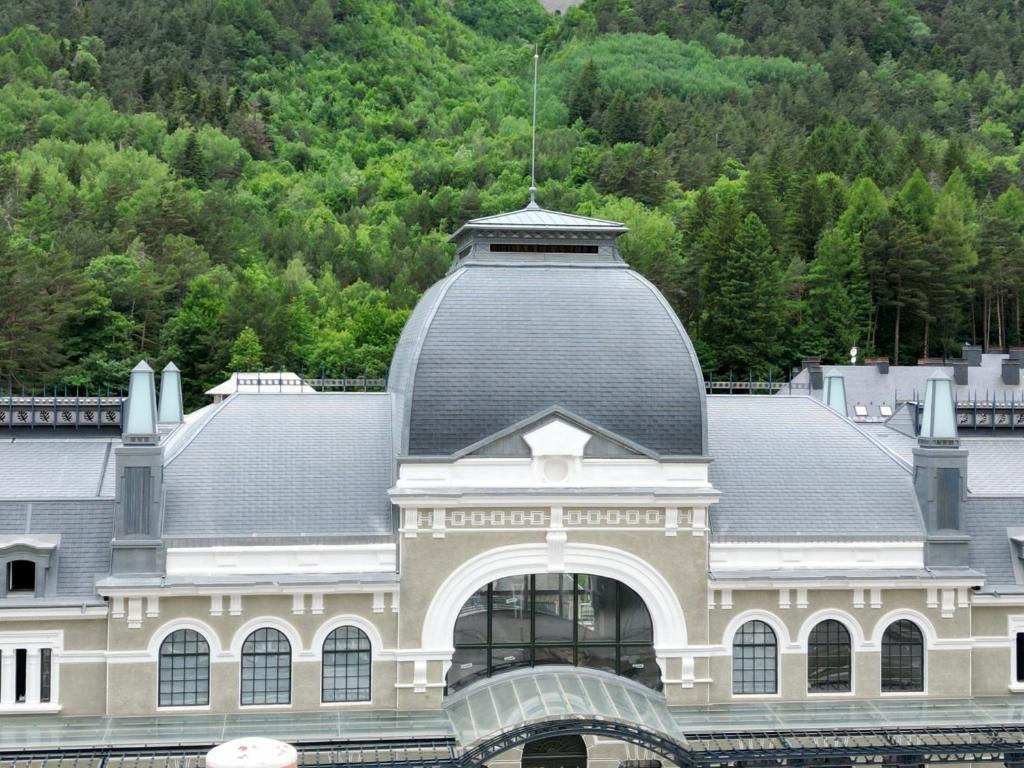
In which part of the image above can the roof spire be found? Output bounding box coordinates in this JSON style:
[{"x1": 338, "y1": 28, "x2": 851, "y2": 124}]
[{"x1": 528, "y1": 45, "x2": 539, "y2": 210}]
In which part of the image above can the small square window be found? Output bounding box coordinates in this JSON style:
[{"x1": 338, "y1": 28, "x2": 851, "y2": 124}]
[
  {"x1": 7, "y1": 560, "x2": 35, "y2": 593},
  {"x1": 880, "y1": 404, "x2": 894, "y2": 417},
  {"x1": 854, "y1": 405, "x2": 869, "y2": 417}
]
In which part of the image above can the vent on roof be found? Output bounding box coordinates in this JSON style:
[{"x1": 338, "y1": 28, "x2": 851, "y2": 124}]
[
  {"x1": 854, "y1": 404, "x2": 868, "y2": 418},
  {"x1": 490, "y1": 243, "x2": 599, "y2": 254},
  {"x1": 963, "y1": 343, "x2": 983, "y2": 366},
  {"x1": 1003, "y1": 360, "x2": 1021, "y2": 386},
  {"x1": 952, "y1": 360, "x2": 969, "y2": 386},
  {"x1": 879, "y1": 404, "x2": 893, "y2": 418}
]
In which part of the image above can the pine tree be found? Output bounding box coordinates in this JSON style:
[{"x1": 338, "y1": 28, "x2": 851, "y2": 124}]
[
  {"x1": 879, "y1": 201, "x2": 930, "y2": 364},
  {"x1": 568, "y1": 60, "x2": 601, "y2": 124},
  {"x1": 702, "y1": 213, "x2": 786, "y2": 374},
  {"x1": 602, "y1": 90, "x2": 636, "y2": 144},
  {"x1": 139, "y1": 67, "x2": 155, "y2": 104},
  {"x1": 802, "y1": 228, "x2": 872, "y2": 361},
  {"x1": 179, "y1": 132, "x2": 208, "y2": 188},
  {"x1": 228, "y1": 327, "x2": 264, "y2": 372}
]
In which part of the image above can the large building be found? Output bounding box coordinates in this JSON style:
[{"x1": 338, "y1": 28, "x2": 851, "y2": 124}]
[{"x1": 2, "y1": 200, "x2": 1024, "y2": 768}]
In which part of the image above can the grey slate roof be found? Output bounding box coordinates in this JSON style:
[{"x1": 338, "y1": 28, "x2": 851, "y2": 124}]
[
  {"x1": 785, "y1": 354, "x2": 1024, "y2": 419},
  {"x1": 707, "y1": 396, "x2": 924, "y2": 541},
  {"x1": 963, "y1": 496, "x2": 1024, "y2": 589},
  {"x1": 162, "y1": 393, "x2": 394, "y2": 538},
  {"x1": 388, "y1": 264, "x2": 707, "y2": 457},
  {"x1": 449, "y1": 203, "x2": 627, "y2": 240},
  {"x1": 0, "y1": 501, "x2": 112, "y2": 602},
  {"x1": 0, "y1": 438, "x2": 116, "y2": 500}
]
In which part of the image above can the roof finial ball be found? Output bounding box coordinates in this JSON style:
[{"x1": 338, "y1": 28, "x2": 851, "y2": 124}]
[
  {"x1": 919, "y1": 369, "x2": 959, "y2": 448},
  {"x1": 823, "y1": 368, "x2": 848, "y2": 418},
  {"x1": 123, "y1": 360, "x2": 158, "y2": 444}
]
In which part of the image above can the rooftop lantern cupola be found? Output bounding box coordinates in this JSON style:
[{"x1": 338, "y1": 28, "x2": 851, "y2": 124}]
[
  {"x1": 822, "y1": 368, "x2": 848, "y2": 417},
  {"x1": 912, "y1": 369, "x2": 969, "y2": 567},
  {"x1": 123, "y1": 360, "x2": 158, "y2": 444},
  {"x1": 158, "y1": 362, "x2": 184, "y2": 425}
]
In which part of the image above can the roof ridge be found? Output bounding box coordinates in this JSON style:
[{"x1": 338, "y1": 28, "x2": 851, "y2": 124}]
[{"x1": 804, "y1": 396, "x2": 915, "y2": 474}]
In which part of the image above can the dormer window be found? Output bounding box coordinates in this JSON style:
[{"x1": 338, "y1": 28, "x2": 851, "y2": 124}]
[
  {"x1": 7, "y1": 561, "x2": 35, "y2": 594},
  {"x1": 0, "y1": 536, "x2": 58, "y2": 599}
]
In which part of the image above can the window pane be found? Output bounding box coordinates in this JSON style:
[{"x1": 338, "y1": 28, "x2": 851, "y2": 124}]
[
  {"x1": 881, "y1": 620, "x2": 924, "y2": 692},
  {"x1": 620, "y1": 646, "x2": 659, "y2": 689},
  {"x1": 240, "y1": 628, "x2": 290, "y2": 705},
  {"x1": 453, "y1": 585, "x2": 488, "y2": 645},
  {"x1": 807, "y1": 620, "x2": 851, "y2": 693},
  {"x1": 490, "y1": 647, "x2": 530, "y2": 677},
  {"x1": 158, "y1": 629, "x2": 210, "y2": 707},
  {"x1": 732, "y1": 620, "x2": 778, "y2": 695},
  {"x1": 619, "y1": 583, "x2": 653, "y2": 643},
  {"x1": 449, "y1": 648, "x2": 488, "y2": 692},
  {"x1": 533, "y1": 646, "x2": 575, "y2": 666},
  {"x1": 534, "y1": 573, "x2": 574, "y2": 642},
  {"x1": 322, "y1": 626, "x2": 371, "y2": 703},
  {"x1": 491, "y1": 576, "x2": 531, "y2": 644},
  {"x1": 578, "y1": 645, "x2": 616, "y2": 675},
  {"x1": 576, "y1": 575, "x2": 617, "y2": 643}
]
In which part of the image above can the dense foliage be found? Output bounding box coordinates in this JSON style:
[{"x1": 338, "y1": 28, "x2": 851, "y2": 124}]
[{"x1": 3, "y1": 0, "x2": 1024, "y2": 404}]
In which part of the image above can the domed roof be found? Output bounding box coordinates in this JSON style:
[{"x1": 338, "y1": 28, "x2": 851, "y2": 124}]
[{"x1": 388, "y1": 203, "x2": 707, "y2": 457}]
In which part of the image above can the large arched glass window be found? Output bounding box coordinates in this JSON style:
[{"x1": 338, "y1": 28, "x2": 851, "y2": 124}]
[
  {"x1": 322, "y1": 626, "x2": 371, "y2": 702},
  {"x1": 881, "y1": 620, "x2": 924, "y2": 692},
  {"x1": 807, "y1": 619, "x2": 852, "y2": 693},
  {"x1": 158, "y1": 629, "x2": 210, "y2": 707},
  {"x1": 732, "y1": 620, "x2": 777, "y2": 694},
  {"x1": 448, "y1": 573, "x2": 658, "y2": 693},
  {"x1": 240, "y1": 627, "x2": 291, "y2": 705}
]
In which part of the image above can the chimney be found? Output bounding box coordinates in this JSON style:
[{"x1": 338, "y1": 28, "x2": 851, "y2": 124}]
[
  {"x1": 1003, "y1": 358, "x2": 1021, "y2": 386},
  {"x1": 158, "y1": 362, "x2": 184, "y2": 425},
  {"x1": 951, "y1": 359, "x2": 968, "y2": 386},
  {"x1": 823, "y1": 368, "x2": 848, "y2": 417},
  {"x1": 112, "y1": 360, "x2": 165, "y2": 575},
  {"x1": 913, "y1": 370, "x2": 969, "y2": 567},
  {"x1": 962, "y1": 343, "x2": 983, "y2": 367},
  {"x1": 802, "y1": 356, "x2": 823, "y2": 390},
  {"x1": 865, "y1": 356, "x2": 889, "y2": 374},
  {"x1": 1009, "y1": 346, "x2": 1024, "y2": 363}
]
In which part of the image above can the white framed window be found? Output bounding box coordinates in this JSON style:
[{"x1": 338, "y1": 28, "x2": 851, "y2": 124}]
[{"x1": 0, "y1": 630, "x2": 61, "y2": 712}]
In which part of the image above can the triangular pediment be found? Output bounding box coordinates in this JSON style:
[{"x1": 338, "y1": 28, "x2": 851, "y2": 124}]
[{"x1": 452, "y1": 406, "x2": 656, "y2": 460}]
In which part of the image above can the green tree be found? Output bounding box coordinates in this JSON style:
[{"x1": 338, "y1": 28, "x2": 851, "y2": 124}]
[
  {"x1": 702, "y1": 213, "x2": 786, "y2": 373},
  {"x1": 802, "y1": 228, "x2": 872, "y2": 361},
  {"x1": 228, "y1": 326, "x2": 264, "y2": 372}
]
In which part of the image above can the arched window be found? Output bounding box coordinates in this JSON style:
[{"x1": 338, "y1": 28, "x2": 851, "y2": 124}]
[
  {"x1": 448, "y1": 573, "x2": 659, "y2": 693},
  {"x1": 158, "y1": 629, "x2": 210, "y2": 707},
  {"x1": 732, "y1": 620, "x2": 777, "y2": 694},
  {"x1": 240, "y1": 627, "x2": 291, "y2": 705},
  {"x1": 881, "y1": 620, "x2": 924, "y2": 692},
  {"x1": 522, "y1": 735, "x2": 587, "y2": 768},
  {"x1": 322, "y1": 626, "x2": 371, "y2": 702},
  {"x1": 807, "y1": 619, "x2": 851, "y2": 693}
]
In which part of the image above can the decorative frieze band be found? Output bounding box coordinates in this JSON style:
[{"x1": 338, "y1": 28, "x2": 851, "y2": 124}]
[{"x1": 408, "y1": 506, "x2": 696, "y2": 533}]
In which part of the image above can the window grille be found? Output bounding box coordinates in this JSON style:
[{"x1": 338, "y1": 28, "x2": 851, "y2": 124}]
[
  {"x1": 322, "y1": 626, "x2": 371, "y2": 703},
  {"x1": 881, "y1": 620, "x2": 924, "y2": 692},
  {"x1": 732, "y1": 620, "x2": 778, "y2": 694},
  {"x1": 123, "y1": 467, "x2": 151, "y2": 534},
  {"x1": 807, "y1": 619, "x2": 851, "y2": 693},
  {"x1": 159, "y1": 629, "x2": 210, "y2": 707},
  {"x1": 240, "y1": 628, "x2": 291, "y2": 705}
]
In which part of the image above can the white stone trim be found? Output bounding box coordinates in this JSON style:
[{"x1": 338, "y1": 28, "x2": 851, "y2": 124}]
[
  {"x1": 709, "y1": 541, "x2": 924, "y2": 572},
  {"x1": 722, "y1": 610, "x2": 798, "y2": 653},
  {"x1": 796, "y1": 609, "x2": 866, "y2": 651},
  {"x1": 310, "y1": 616, "x2": 384, "y2": 660},
  {"x1": 868, "y1": 609, "x2": 938, "y2": 650},
  {"x1": 419, "y1": 542, "x2": 687, "y2": 682},
  {"x1": 166, "y1": 544, "x2": 396, "y2": 577},
  {"x1": 0, "y1": 629, "x2": 62, "y2": 708},
  {"x1": 228, "y1": 616, "x2": 307, "y2": 660},
  {"x1": 0, "y1": 606, "x2": 107, "y2": 621},
  {"x1": 146, "y1": 618, "x2": 226, "y2": 660}
]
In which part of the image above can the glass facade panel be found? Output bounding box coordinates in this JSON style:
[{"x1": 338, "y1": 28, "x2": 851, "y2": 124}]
[
  {"x1": 240, "y1": 627, "x2": 290, "y2": 705},
  {"x1": 447, "y1": 573, "x2": 660, "y2": 693},
  {"x1": 322, "y1": 626, "x2": 371, "y2": 703},
  {"x1": 807, "y1": 619, "x2": 851, "y2": 693},
  {"x1": 732, "y1": 620, "x2": 778, "y2": 695},
  {"x1": 881, "y1": 620, "x2": 924, "y2": 692},
  {"x1": 158, "y1": 629, "x2": 210, "y2": 707}
]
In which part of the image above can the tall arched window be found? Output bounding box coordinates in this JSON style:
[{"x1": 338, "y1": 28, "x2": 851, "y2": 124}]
[
  {"x1": 322, "y1": 626, "x2": 371, "y2": 702},
  {"x1": 158, "y1": 629, "x2": 210, "y2": 707},
  {"x1": 881, "y1": 620, "x2": 924, "y2": 692},
  {"x1": 240, "y1": 627, "x2": 291, "y2": 705},
  {"x1": 807, "y1": 619, "x2": 851, "y2": 693},
  {"x1": 448, "y1": 573, "x2": 659, "y2": 693},
  {"x1": 732, "y1": 620, "x2": 777, "y2": 694}
]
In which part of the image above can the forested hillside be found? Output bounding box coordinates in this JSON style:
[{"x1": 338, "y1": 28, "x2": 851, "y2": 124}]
[{"x1": 2, "y1": 0, "x2": 1024, "y2": 404}]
